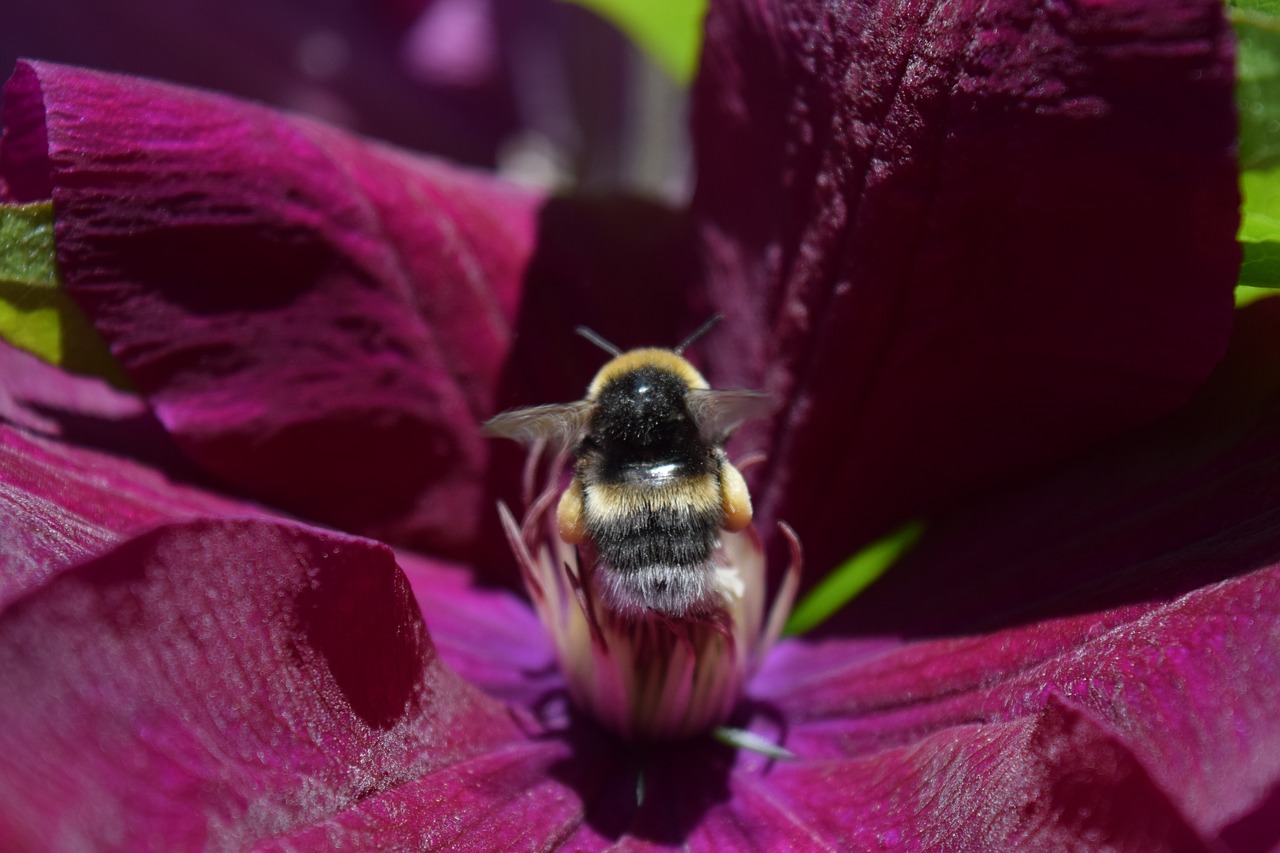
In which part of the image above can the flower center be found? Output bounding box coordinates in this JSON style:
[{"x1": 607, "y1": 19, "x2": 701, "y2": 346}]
[{"x1": 497, "y1": 453, "x2": 800, "y2": 740}]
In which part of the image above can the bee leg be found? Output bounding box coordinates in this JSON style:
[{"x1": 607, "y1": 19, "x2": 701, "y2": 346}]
[
  {"x1": 556, "y1": 479, "x2": 589, "y2": 544},
  {"x1": 719, "y1": 458, "x2": 753, "y2": 532}
]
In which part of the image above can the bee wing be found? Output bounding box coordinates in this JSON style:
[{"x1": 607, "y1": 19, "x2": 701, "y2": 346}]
[
  {"x1": 686, "y1": 388, "x2": 774, "y2": 444},
  {"x1": 482, "y1": 401, "x2": 591, "y2": 451}
]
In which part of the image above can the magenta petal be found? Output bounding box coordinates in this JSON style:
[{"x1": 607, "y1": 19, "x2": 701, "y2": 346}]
[
  {"x1": 0, "y1": 424, "x2": 268, "y2": 607},
  {"x1": 0, "y1": 517, "x2": 522, "y2": 849},
  {"x1": 258, "y1": 739, "x2": 620, "y2": 850},
  {"x1": 2, "y1": 60, "x2": 542, "y2": 560},
  {"x1": 0, "y1": 338, "x2": 142, "y2": 436},
  {"x1": 733, "y1": 309, "x2": 1280, "y2": 844},
  {"x1": 0, "y1": 339, "x2": 205, "y2": 479},
  {"x1": 398, "y1": 548, "x2": 560, "y2": 711},
  {"x1": 732, "y1": 698, "x2": 1209, "y2": 850},
  {"x1": 752, "y1": 559, "x2": 1280, "y2": 845},
  {"x1": 693, "y1": 0, "x2": 1240, "y2": 572}
]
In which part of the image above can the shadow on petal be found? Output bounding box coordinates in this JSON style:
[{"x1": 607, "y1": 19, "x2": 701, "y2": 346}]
[
  {"x1": 477, "y1": 193, "x2": 705, "y2": 585},
  {"x1": 0, "y1": 517, "x2": 520, "y2": 849},
  {"x1": 693, "y1": 0, "x2": 1239, "y2": 583},
  {"x1": 293, "y1": 542, "x2": 428, "y2": 730},
  {"x1": 824, "y1": 299, "x2": 1280, "y2": 639},
  {"x1": 543, "y1": 713, "x2": 739, "y2": 846}
]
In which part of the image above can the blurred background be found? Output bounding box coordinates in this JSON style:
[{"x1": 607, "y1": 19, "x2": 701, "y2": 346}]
[{"x1": 0, "y1": 0, "x2": 693, "y2": 199}]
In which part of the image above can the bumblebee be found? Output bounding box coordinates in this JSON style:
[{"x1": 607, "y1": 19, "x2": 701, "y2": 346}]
[{"x1": 483, "y1": 319, "x2": 771, "y2": 618}]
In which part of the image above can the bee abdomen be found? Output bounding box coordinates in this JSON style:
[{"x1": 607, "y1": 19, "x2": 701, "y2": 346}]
[
  {"x1": 580, "y1": 476, "x2": 728, "y2": 617},
  {"x1": 590, "y1": 506, "x2": 720, "y2": 572}
]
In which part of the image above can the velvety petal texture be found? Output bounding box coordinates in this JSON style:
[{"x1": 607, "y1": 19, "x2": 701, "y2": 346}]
[
  {"x1": 0, "y1": 61, "x2": 704, "y2": 574},
  {"x1": 0, "y1": 337, "x2": 145, "y2": 442},
  {"x1": 0, "y1": 518, "x2": 523, "y2": 849},
  {"x1": 6, "y1": 300, "x2": 1278, "y2": 846},
  {"x1": 736, "y1": 302, "x2": 1280, "y2": 848},
  {"x1": 0, "y1": 416, "x2": 577, "y2": 849},
  {"x1": 2, "y1": 60, "x2": 540, "y2": 560},
  {"x1": 749, "y1": 562, "x2": 1278, "y2": 847},
  {"x1": 0, "y1": 425, "x2": 259, "y2": 607},
  {"x1": 693, "y1": 0, "x2": 1240, "y2": 574},
  {"x1": 832, "y1": 298, "x2": 1280, "y2": 641},
  {"x1": 0, "y1": 0, "x2": 1264, "y2": 846}
]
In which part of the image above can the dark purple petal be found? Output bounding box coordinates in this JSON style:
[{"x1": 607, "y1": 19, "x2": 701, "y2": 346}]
[
  {"x1": 0, "y1": 63, "x2": 48, "y2": 202},
  {"x1": 693, "y1": 0, "x2": 1240, "y2": 574},
  {"x1": 832, "y1": 299, "x2": 1280, "y2": 638},
  {"x1": 488, "y1": 194, "x2": 703, "y2": 407},
  {"x1": 2, "y1": 60, "x2": 543, "y2": 562},
  {"x1": 0, "y1": 517, "x2": 524, "y2": 849},
  {"x1": 732, "y1": 303, "x2": 1280, "y2": 846}
]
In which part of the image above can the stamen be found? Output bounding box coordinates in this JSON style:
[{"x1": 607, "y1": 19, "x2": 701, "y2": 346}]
[{"x1": 499, "y1": 473, "x2": 801, "y2": 740}]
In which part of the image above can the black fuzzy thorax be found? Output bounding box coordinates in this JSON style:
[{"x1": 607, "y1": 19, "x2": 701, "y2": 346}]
[
  {"x1": 579, "y1": 366, "x2": 721, "y2": 575},
  {"x1": 588, "y1": 366, "x2": 712, "y2": 474}
]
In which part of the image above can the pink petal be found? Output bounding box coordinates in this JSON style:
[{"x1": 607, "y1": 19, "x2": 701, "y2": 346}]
[
  {"x1": 257, "y1": 737, "x2": 623, "y2": 850},
  {"x1": 398, "y1": 547, "x2": 560, "y2": 712},
  {"x1": 3, "y1": 60, "x2": 542, "y2": 563},
  {"x1": 0, "y1": 338, "x2": 143, "y2": 434},
  {"x1": 693, "y1": 0, "x2": 1240, "y2": 574},
  {"x1": 726, "y1": 698, "x2": 1209, "y2": 850},
  {"x1": 0, "y1": 424, "x2": 266, "y2": 607},
  {"x1": 0, "y1": 517, "x2": 524, "y2": 849}
]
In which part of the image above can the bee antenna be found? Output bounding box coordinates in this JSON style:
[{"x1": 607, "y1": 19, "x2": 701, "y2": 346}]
[
  {"x1": 674, "y1": 315, "x2": 722, "y2": 354},
  {"x1": 574, "y1": 325, "x2": 623, "y2": 357}
]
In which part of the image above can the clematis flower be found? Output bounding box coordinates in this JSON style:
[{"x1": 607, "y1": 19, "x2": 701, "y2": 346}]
[{"x1": 1, "y1": 0, "x2": 1275, "y2": 849}]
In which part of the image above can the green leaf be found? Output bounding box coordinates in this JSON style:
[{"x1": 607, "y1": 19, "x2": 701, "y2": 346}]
[
  {"x1": 1236, "y1": 285, "x2": 1278, "y2": 306},
  {"x1": 0, "y1": 202, "x2": 127, "y2": 385},
  {"x1": 1233, "y1": 2, "x2": 1280, "y2": 295},
  {"x1": 784, "y1": 520, "x2": 925, "y2": 636},
  {"x1": 1239, "y1": 167, "x2": 1280, "y2": 289},
  {"x1": 561, "y1": 0, "x2": 707, "y2": 84},
  {"x1": 1233, "y1": 3, "x2": 1280, "y2": 172}
]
